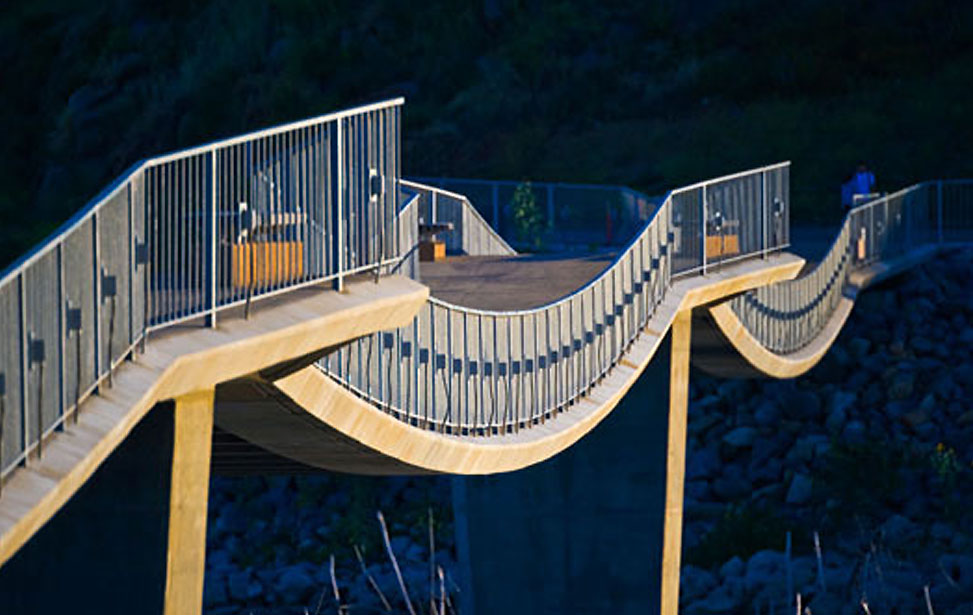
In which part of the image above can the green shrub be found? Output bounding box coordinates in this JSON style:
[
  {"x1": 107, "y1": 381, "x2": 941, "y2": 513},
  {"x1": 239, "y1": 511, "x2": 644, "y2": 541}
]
[
  {"x1": 510, "y1": 181, "x2": 545, "y2": 249},
  {"x1": 685, "y1": 502, "x2": 800, "y2": 569}
]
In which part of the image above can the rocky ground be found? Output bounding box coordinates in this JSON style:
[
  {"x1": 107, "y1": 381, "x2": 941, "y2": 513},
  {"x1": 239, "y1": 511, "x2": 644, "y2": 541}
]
[
  {"x1": 202, "y1": 248, "x2": 973, "y2": 615},
  {"x1": 680, "y1": 248, "x2": 973, "y2": 614},
  {"x1": 202, "y1": 474, "x2": 457, "y2": 614}
]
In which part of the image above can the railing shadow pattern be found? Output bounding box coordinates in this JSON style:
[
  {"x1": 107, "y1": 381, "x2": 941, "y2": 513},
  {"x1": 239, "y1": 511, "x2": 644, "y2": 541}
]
[
  {"x1": 320, "y1": 163, "x2": 791, "y2": 435},
  {"x1": 730, "y1": 180, "x2": 973, "y2": 355},
  {"x1": 0, "y1": 99, "x2": 404, "y2": 479}
]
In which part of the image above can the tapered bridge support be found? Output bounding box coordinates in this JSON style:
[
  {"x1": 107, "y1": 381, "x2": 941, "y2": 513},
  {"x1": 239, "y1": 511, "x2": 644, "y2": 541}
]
[
  {"x1": 164, "y1": 389, "x2": 215, "y2": 615},
  {"x1": 661, "y1": 310, "x2": 691, "y2": 615},
  {"x1": 453, "y1": 311, "x2": 694, "y2": 615}
]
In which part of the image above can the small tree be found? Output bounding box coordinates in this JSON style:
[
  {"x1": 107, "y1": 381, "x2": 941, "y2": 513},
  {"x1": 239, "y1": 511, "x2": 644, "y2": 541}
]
[{"x1": 510, "y1": 181, "x2": 545, "y2": 249}]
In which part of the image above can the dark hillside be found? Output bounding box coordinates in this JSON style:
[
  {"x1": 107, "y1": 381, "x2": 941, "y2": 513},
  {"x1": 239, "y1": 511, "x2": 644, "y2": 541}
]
[{"x1": 2, "y1": 0, "x2": 971, "y2": 267}]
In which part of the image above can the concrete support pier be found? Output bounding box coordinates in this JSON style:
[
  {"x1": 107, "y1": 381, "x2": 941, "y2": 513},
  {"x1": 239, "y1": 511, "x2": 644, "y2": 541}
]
[{"x1": 453, "y1": 314, "x2": 694, "y2": 615}]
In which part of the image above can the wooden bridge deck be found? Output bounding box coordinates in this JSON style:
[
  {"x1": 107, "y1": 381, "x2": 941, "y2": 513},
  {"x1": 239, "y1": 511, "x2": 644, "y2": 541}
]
[{"x1": 420, "y1": 252, "x2": 616, "y2": 309}]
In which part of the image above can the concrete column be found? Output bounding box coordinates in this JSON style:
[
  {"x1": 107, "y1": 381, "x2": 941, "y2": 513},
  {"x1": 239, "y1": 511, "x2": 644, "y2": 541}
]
[
  {"x1": 453, "y1": 313, "x2": 695, "y2": 615},
  {"x1": 661, "y1": 310, "x2": 691, "y2": 615},
  {"x1": 164, "y1": 389, "x2": 215, "y2": 615}
]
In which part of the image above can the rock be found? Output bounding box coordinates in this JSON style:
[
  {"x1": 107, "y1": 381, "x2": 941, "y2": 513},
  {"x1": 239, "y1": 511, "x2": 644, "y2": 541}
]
[
  {"x1": 956, "y1": 363, "x2": 973, "y2": 390},
  {"x1": 684, "y1": 480, "x2": 711, "y2": 501},
  {"x1": 826, "y1": 405, "x2": 846, "y2": 434},
  {"x1": 686, "y1": 447, "x2": 720, "y2": 480},
  {"x1": 685, "y1": 585, "x2": 741, "y2": 614},
  {"x1": 786, "y1": 473, "x2": 813, "y2": 505},
  {"x1": 931, "y1": 521, "x2": 954, "y2": 542},
  {"x1": 782, "y1": 389, "x2": 822, "y2": 421},
  {"x1": 889, "y1": 338, "x2": 906, "y2": 355},
  {"x1": 681, "y1": 565, "x2": 718, "y2": 601},
  {"x1": 830, "y1": 389, "x2": 857, "y2": 414},
  {"x1": 275, "y1": 565, "x2": 314, "y2": 600},
  {"x1": 720, "y1": 556, "x2": 745, "y2": 579},
  {"x1": 712, "y1": 475, "x2": 751, "y2": 500},
  {"x1": 215, "y1": 505, "x2": 247, "y2": 536},
  {"x1": 887, "y1": 371, "x2": 916, "y2": 400},
  {"x1": 901, "y1": 410, "x2": 929, "y2": 429},
  {"x1": 722, "y1": 426, "x2": 757, "y2": 449},
  {"x1": 911, "y1": 335, "x2": 934, "y2": 354},
  {"x1": 753, "y1": 401, "x2": 781, "y2": 426},
  {"x1": 939, "y1": 554, "x2": 973, "y2": 589},
  {"x1": 880, "y1": 514, "x2": 920, "y2": 546},
  {"x1": 918, "y1": 393, "x2": 937, "y2": 414},
  {"x1": 748, "y1": 457, "x2": 782, "y2": 485},
  {"x1": 848, "y1": 337, "x2": 871, "y2": 359},
  {"x1": 842, "y1": 420, "x2": 867, "y2": 445},
  {"x1": 203, "y1": 578, "x2": 229, "y2": 607},
  {"x1": 861, "y1": 381, "x2": 883, "y2": 406},
  {"x1": 745, "y1": 550, "x2": 785, "y2": 591},
  {"x1": 807, "y1": 592, "x2": 846, "y2": 615},
  {"x1": 717, "y1": 380, "x2": 750, "y2": 403},
  {"x1": 227, "y1": 570, "x2": 252, "y2": 602},
  {"x1": 208, "y1": 549, "x2": 233, "y2": 573}
]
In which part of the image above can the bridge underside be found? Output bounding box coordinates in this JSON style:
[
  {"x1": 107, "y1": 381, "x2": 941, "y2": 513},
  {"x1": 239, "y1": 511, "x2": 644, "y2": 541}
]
[
  {"x1": 214, "y1": 254, "x2": 804, "y2": 477},
  {"x1": 0, "y1": 275, "x2": 427, "y2": 570},
  {"x1": 691, "y1": 245, "x2": 945, "y2": 379}
]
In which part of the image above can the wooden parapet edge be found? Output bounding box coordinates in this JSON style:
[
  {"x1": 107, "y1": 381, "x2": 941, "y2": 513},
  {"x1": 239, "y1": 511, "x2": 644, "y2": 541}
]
[
  {"x1": 704, "y1": 245, "x2": 943, "y2": 379},
  {"x1": 0, "y1": 276, "x2": 428, "y2": 568},
  {"x1": 238, "y1": 254, "x2": 806, "y2": 475}
]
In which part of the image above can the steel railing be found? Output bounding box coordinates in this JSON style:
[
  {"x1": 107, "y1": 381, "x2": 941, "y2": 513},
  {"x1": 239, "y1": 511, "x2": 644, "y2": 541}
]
[
  {"x1": 400, "y1": 180, "x2": 516, "y2": 256},
  {"x1": 320, "y1": 163, "x2": 791, "y2": 434},
  {"x1": 0, "y1": 98, "x2": 404, "y2": 480},
  {"x1": 410, "y1": 176, "x2": 659, "y2": 248},
  {"x1": 730, "y1": 180, "x2": 973, "y2": 354}
]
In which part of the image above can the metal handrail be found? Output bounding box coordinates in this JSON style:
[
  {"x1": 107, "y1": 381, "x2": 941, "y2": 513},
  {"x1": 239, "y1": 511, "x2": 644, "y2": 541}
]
[
  {"x1": 1, "y1": 98, "x2": 405, "y2": 479},
  {"x1": 319, "y1": 163, "x2": 792, "y2": 435},
  {"x1": 730, "y1": 179, "x2": 973, "y2": 354},
  {"x1": 400, "y1": 180, "x2": 516, "y2": 256},
  {"x1": 410, "y1": 175, "x2": 660, "y2": 248}
]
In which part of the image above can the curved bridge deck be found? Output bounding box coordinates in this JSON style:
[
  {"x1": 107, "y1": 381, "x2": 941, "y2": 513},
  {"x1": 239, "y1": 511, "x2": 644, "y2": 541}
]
[{"x1": 1, "y1": 98, "x2": 970, "y2": 615}]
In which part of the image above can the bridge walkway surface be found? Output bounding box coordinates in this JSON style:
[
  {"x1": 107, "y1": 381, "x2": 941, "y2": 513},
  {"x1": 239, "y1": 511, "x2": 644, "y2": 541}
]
[{"x1": 1, "y1": 97, "x2": 971, "y2": 615}]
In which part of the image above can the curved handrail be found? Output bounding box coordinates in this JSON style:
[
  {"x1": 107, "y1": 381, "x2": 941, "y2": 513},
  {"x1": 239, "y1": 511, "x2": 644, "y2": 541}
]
[
  {"x1": 319, "y1": 162, "x2": 792, "y2": 435},
  {"x1": 0, "y1": 98, "x2": 405, "y2": 479},
  {"x1": 729, "y1": 179, "x2": 972, "y2": 354},
  {"x1": 400, "y1": 179, "x2": 516, "y2": 256}
]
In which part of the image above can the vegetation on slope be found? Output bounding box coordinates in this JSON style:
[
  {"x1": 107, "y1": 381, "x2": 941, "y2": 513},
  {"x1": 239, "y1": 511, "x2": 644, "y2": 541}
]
[{"x1": 2, "y1": 0, "x2": 972, "y2": 267}]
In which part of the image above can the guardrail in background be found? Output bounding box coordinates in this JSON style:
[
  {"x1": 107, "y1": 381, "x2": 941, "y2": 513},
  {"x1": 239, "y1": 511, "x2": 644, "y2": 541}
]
[
  {"x1": 730, "y1": 180, "x2": 973, "y2": 354},
  {"x1": 400, "y1": 180, "x2": 516, "y2": 256},
  {"x1": 0, "y1": 99, "x2": 404, "y2": 479},
  {"x1": 410, "y1": 176, "x2": 658, "y2": 248},
  {"x1": 320, "y1": 163, "x2": 791, "y2": 434}
]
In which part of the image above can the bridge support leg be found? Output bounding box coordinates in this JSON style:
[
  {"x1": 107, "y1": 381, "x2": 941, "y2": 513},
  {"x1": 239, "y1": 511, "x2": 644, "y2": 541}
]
[
  {"x1": 660, "y1": 311, "x2": 691, "y2": 615},
  {"x1": 453, "y1": 313, "x2": 696, "y2": 615},
  {"x1": 164, "y1": 389, "x2": 214, "y2": 615}
]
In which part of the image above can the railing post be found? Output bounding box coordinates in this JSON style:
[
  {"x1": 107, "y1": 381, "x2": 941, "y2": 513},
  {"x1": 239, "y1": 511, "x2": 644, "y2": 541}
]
[
  {"x1": 19, "y1": 272, "x2": 28, "y2": 464},
  {"x1": 207, "y1": 150, "x2": 217, "y2": 327},
  {"x1": 93, "y1": 211, "x2": 101, "y2": 388},
  {"x1": 57, "y1": 242, "x2": 65, "y2": 423},
  {"x1": 701, "y1": 185, "x2": 708, "y2": 275},
  {"x1": 492, "y1": 184, "x2": 500, "y2": 231},
  {"x1": 334, "y1": 119, "x2": 345, "y2": 292},
  {"x1": 937, "y1": 180, "x2": 944, "y2": 243},
  {"x1": 547, "y1": 184, "x2": 555, "y2": 230},
  {"x1": 761, "y1": 171, "x2": 768, "y2": 259}
]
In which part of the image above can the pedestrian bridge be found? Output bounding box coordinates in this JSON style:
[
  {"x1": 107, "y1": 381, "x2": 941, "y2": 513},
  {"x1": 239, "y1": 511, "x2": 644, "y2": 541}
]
[{"x1": 0, "y1": 98, "x2": 970, "y2": 615}]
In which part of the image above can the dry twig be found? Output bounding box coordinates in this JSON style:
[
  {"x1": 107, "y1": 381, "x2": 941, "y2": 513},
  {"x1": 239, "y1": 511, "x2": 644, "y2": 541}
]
[{"x1": 377, "y1": 511, "x2": 417, "y2": 615}]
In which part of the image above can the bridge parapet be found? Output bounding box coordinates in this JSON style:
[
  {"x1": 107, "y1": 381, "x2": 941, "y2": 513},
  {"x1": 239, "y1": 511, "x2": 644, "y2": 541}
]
[
  {"x1": 730, "y1": 180, "x2": 973, "y2": 355},
  {"x1": 0, "y1": 99, "x2": 405, "y2": 481},
  {"x1": 321, "y1": 163, "x2": 791, "y2": 434}
]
